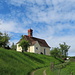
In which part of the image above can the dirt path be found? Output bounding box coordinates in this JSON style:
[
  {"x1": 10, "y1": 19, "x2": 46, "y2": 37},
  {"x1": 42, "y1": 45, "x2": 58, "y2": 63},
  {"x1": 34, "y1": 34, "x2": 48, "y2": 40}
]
[
  {"x1": 30, "y1": 69, "x2": 47, "y2": 75},
  {"x1": 43, "y1": 70, "x2": 46, "y2": 75},
  {"x1": 30, "y1": 70, "x2": 36, "y2": 75}
]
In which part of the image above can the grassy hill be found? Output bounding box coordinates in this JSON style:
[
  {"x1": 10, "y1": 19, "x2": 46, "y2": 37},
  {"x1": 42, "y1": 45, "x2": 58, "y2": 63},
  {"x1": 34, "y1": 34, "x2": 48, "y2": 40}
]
[
  {"x1": 33, "y1": 59, "x2": 75, "y2": 75},
  {"x1": 0, "y1": 48, "x2": 62, "y2": 75}
]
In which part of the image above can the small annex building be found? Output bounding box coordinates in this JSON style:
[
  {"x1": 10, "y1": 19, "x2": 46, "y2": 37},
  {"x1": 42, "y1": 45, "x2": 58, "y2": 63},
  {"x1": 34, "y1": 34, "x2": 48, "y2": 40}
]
[{"x1": 16, "y1": 29, "x2": 50, "y2": 55}]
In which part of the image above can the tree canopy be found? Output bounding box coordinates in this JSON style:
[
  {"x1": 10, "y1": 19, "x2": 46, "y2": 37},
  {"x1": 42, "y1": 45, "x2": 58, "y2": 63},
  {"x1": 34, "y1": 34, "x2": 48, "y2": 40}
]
[
  {"x1": 19, "y1": 39, "x2": 30, "y2": 52},
  {"x1": 50, "y1": 47, "x2": 61, "y2": 58},
  {"x1": 0, "y1": 32, "x2": 10, "y2": 48},
  {"x1": 50, "y1": 42, "x2": 70, "y2": 59},
  {"x1": 59, "y1": 42, "x2": 70, "y2": 58}
]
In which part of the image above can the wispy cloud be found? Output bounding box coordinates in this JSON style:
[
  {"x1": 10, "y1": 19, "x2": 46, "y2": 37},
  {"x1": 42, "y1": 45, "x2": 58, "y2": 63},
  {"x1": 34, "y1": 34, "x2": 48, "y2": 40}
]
[{"x1": 0, "y1": 19, "x2": 27, "y2": 33}]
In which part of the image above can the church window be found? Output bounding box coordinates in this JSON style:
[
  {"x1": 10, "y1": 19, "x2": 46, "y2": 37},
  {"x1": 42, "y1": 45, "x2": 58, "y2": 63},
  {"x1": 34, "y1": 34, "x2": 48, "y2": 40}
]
[{"x1": 36, "y1": 47, "x2": 38, "y2": 50}]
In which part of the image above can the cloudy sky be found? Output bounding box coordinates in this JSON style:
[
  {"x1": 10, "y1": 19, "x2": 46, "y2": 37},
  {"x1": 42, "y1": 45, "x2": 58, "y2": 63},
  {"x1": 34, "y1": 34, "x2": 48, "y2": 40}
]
[{"x1": 0, "y1": 0, "x2": 75, "y2": 56}]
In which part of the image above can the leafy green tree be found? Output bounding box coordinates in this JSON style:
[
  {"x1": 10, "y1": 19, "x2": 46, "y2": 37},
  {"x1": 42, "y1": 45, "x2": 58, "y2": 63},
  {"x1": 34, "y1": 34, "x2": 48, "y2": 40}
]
[
  {"x1": 59, "y1": 42, "x2": 70, "y2": 58},
  {"x1": 0, "y1": 32, "x2": 3, "y2": 47},
  {"x1": 0, "y1": 32, "x2": 10, "y2": 48},
  {"x1": 50, "y1": 42, "x2": 70, "y2": 59},
  {"x1": 19, "y1": 39, "x2": 30, "y2": 52},
  {"x1": 2, "y1": 32, "x2": 10, "y2": 48},
  {"x1": 50, "y1": 47, "x2": 61, "y2": 58}
]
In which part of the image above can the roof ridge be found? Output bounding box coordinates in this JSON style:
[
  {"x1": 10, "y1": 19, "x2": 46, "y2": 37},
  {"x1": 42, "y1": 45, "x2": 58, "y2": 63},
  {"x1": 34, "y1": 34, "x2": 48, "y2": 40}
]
[
  {"x1": 24, "y1": 35, "x2": 45, "y2": 41},
  {"x1": 19, "y1": 35, "x2": 50, "y2": 48}
]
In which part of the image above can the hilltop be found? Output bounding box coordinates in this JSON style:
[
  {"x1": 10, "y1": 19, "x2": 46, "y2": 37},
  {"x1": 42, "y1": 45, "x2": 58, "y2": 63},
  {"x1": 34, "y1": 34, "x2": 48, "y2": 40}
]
[{"x1": 0, "y1": 48, "x2": 62, "y2": 75}]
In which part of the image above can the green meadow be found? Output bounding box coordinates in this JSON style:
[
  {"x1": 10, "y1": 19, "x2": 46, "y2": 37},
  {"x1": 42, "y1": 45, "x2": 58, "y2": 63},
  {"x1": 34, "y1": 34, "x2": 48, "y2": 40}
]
[
  {"x1": 0, "y1": 48, "x2": 61, "y2": 75},
  {"x1": 1, "y1": 48, "x2": 75, "y2": 75}
]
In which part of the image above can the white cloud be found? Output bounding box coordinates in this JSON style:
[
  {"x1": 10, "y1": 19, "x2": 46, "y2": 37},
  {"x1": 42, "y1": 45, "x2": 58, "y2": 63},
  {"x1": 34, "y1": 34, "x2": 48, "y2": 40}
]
[
  {"x1": 8, "y1": 0, "x2": 26, "y2": 6},
  {"x1": 0, "y1": 19, "x2": 27, "y2": 33},
  {"x1": 46, "y1": 0, "x2": 53, "y2": 5},
  {"x1": 35, "y1": 0, "x2": 45, "y2": 5},
  {"x1": 5, "y1": 0, "x2": 75, "y2": 23}
]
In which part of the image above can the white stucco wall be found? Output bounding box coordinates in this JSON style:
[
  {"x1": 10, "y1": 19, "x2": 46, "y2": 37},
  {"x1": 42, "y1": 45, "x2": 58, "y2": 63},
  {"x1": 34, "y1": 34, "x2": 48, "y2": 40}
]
[
  {"x1": 40, "y1": 47, "x2": 50, "y2": 55},
  {"x1": 34, "y1": 41, "x2": 50, "y2": 55},
  {"x1": 16, "y1": 44, "x2": 22, "y2": 52},
  {"x1": 16, "y1": 42, "x2": 50, "y2": 55},
  {"x1": 28, "y1": 46, "x2": 35, "y2": 53},
  {"x1": 17, "y1": 43, "x2": 35, "y2": 53},
  {"x1": 34, "y1": 41, "x2": 41, "y2": 54}
]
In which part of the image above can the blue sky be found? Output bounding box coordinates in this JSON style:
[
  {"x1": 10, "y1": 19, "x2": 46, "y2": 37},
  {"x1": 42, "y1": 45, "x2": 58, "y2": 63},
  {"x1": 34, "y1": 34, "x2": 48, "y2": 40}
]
[{"x1": 0, "y1": 0, "x2": 75, "y2": 56}]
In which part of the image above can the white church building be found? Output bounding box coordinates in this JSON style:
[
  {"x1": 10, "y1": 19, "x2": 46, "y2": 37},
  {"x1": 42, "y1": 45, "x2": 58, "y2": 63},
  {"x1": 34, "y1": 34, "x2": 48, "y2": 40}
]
[{"x1": 16, "y1": 29, "x2": 50, "y2": 55}]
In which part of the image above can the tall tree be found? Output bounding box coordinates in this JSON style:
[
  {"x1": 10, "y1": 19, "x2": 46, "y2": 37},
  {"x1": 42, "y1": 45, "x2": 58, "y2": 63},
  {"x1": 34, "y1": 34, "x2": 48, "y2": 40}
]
[
  {"x1": 50, "y1": 42, "x2": 70, "y2": 59},
  {"x1": 0, "y1": 32, "x2": 10, "y2": 48},
  {"x1": 59, "y1": 42, "x2": 70, "y2": 58}
]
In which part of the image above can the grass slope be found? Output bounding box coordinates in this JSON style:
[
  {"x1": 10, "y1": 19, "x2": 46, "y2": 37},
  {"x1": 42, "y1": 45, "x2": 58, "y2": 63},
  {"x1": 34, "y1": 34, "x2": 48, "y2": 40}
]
[
  {"x1": 46, "y1": 58, "x2": 75, "y2": 75},
  {"x1": 46, "y1": 62, "x2": 75, "y2": 75},
  {"x1": 0, "y1": 48, "x2": 61, "y2": 75},
  {"x1": 60, "y1": 62, "x2": 75, "y2": 75}
]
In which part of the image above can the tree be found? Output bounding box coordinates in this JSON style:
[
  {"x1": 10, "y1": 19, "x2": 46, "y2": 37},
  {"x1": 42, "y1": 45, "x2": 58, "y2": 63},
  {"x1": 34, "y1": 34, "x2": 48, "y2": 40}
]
[
  {"x1": 50, "y1": 47, "x2": 61, "y2": 58},
  {"x1": 59, "y1": 42, "x2": 70, "y2": 58},
  {"x1": 0, "y1": 32, "x2": 10, "y2": 48},
  {"x1": 2, "y1": 32, "x2": 10, "y2": 48},
  {"x1": 0, "y1": 32, "x2": 3, "y2": 47},
  {"x1": 11, "y1": 42, "x2": 16, "y2": 50},
  {"x1": 19, "y1": 39, "x2": 30, "y2": 52},
  {"x1": 50, "y1": 42, "x2": 70, "y2": 60}
]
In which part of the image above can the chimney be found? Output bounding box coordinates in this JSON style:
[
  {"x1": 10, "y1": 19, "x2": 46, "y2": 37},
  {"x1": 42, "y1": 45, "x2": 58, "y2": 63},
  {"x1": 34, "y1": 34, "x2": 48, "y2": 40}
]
[{"x1": 28, "y1": 29, "x2": 33, "y2": 37}]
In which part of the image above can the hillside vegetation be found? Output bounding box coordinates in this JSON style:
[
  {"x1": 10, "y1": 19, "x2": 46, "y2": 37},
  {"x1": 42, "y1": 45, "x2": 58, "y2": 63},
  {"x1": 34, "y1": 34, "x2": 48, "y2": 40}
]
[
  {"x1": 0, "y1": 48, "x2": 61, "y2": 75},
  {"x1": 45, "y1": 62, "x2": 75, "y2": 75},
  {"x1": 33, "y1": 60, "x2": 75, "y2": 75}
]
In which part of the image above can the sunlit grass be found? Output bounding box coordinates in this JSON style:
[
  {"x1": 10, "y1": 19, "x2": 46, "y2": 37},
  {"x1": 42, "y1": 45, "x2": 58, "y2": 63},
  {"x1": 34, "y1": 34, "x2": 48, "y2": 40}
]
[{"x1": 0, "y1": 48, "x2": 61, "y2": 75}]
